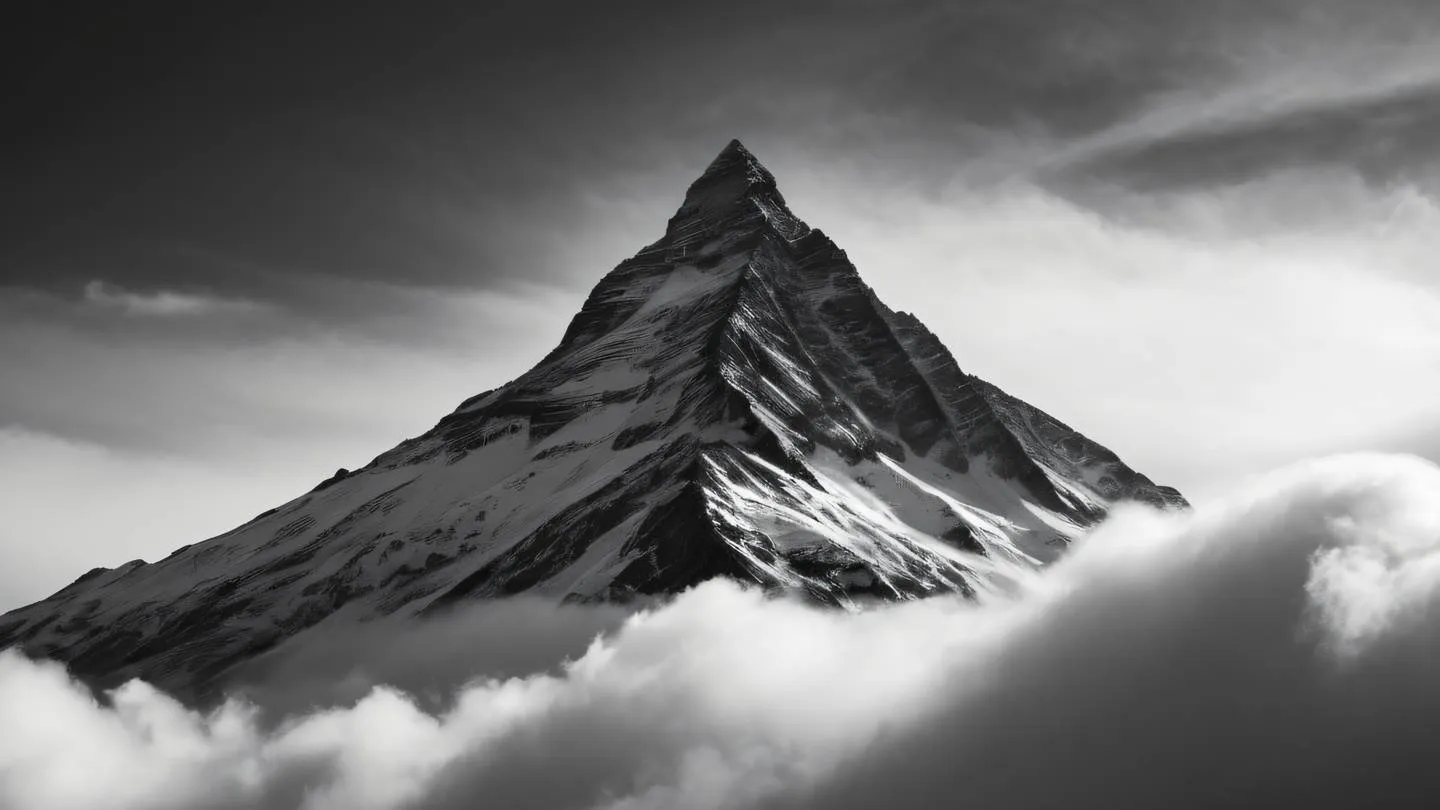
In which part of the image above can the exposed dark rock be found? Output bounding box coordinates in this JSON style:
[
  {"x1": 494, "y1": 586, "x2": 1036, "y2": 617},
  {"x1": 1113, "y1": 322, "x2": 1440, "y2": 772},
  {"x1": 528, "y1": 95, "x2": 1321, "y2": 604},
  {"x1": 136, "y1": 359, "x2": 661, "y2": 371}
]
[{"x1": 310, "y1": 467, "x2": 353, "y2": 493}]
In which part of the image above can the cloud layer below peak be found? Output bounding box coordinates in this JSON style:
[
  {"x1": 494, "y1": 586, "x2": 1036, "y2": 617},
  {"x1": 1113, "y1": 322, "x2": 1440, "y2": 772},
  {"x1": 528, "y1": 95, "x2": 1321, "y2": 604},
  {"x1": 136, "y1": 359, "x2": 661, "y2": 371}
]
[{"x1": 5, "y1": 453, "x2": 1440, "y2": 809}]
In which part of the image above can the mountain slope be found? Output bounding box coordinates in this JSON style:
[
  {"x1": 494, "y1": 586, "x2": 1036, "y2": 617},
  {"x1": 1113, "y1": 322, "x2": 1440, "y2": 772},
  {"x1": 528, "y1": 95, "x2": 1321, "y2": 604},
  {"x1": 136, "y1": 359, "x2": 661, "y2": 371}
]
[{"x1": 0, "y1": 140, "x2": 1184, "y2": 697}]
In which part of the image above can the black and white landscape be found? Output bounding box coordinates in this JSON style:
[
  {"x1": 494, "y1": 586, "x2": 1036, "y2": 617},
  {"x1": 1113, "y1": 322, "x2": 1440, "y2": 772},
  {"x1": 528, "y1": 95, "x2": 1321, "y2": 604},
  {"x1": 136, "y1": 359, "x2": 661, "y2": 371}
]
[
  {"x1": 0, "y1": 138, "x2": 1189, "y2": 701},
  {"x1": 5, "y1": 3, "x2": 1440, "y2": 809}
]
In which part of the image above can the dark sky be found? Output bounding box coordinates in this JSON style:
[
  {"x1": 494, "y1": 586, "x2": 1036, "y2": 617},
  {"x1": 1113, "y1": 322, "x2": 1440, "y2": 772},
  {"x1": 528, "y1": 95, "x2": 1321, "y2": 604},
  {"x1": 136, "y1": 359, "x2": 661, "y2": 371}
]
[
  {"x1": 9, "y1": 0, "x2": 1439, "y2": 306},
  {"x1": 4, "y1": 0, "x2": 1440, "y2": 608}
]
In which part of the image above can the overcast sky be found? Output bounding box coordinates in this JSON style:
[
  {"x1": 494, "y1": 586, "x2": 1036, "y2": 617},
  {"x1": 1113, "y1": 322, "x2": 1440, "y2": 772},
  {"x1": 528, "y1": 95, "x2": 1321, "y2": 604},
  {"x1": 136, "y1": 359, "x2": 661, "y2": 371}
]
[{"x1": 4, "y1": 0, "x2": 1440, "y2": 610}]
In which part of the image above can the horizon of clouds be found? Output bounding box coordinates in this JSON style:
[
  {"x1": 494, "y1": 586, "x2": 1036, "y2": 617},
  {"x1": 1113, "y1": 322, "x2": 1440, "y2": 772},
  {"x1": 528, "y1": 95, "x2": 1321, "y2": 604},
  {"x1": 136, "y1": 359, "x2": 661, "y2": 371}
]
[
  {"x1": 4, "y1": 452, "x2": 1440, "y2": 808},
  {"x1": 5, "y1": 1, "x2": 1440, "y2": 609}
]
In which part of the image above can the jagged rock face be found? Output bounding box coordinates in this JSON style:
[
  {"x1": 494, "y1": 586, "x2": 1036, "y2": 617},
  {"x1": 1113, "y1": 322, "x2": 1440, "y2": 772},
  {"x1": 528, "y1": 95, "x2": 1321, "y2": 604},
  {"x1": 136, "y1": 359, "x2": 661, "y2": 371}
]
[{"x1": 0, "y1": 140, "x2": 1185, "y2": 697}]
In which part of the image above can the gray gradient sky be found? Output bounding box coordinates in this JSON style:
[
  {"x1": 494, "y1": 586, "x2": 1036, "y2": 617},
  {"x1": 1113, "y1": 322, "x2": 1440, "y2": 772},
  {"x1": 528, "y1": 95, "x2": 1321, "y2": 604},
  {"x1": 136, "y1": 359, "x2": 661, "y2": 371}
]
[{"x1": 4, "y1": 0, "x2": 1440, "y2": 609}]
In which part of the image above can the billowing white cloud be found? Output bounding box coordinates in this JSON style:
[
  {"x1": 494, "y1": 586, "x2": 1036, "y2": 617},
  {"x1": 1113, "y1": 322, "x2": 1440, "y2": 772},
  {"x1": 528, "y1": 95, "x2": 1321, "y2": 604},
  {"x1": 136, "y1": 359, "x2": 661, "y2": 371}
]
[{"x1": 3, "y1": 452, "x2": 1440, "y2": 809}]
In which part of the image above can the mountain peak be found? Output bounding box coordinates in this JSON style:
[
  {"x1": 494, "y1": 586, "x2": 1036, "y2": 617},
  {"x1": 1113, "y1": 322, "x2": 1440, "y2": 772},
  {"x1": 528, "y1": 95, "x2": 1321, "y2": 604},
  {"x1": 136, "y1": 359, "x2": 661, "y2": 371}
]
[
  {"x1": 711, "y1": 138, "x2": 764, "y2": 173},
  {"x1": 680, "y1": 138, "x2": 783, "y2": 216},
  {"x1": 0, "y1": 142, "x2": 1186, "y2": 699}
]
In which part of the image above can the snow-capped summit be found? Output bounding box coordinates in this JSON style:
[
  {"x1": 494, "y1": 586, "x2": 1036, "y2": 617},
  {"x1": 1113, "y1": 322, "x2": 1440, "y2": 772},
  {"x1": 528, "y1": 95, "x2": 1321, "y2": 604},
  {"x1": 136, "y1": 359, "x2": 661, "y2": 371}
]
[{"x1": 0, "y1": 140, "x2": 1184, "y2": 696}]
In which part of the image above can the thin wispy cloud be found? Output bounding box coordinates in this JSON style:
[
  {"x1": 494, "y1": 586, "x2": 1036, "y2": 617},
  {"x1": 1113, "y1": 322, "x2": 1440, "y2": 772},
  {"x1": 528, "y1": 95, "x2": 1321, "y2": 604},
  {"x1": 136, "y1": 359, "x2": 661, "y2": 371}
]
[{"x1": 82, "y1": 280, "x2": 270, "y2": 318}]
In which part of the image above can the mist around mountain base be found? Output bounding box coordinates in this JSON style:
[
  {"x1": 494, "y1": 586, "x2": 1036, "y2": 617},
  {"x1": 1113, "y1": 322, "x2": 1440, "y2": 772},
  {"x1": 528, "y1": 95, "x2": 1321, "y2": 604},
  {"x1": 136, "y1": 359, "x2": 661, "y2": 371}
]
[{"x1": 5, "y1": 452, "x2": 1440, "y2": 809}]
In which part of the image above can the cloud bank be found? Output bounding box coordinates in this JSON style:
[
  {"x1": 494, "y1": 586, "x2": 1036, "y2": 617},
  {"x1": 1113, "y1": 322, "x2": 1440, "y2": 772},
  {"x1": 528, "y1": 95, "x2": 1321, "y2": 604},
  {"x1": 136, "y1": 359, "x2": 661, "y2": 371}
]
[{"x1": 5, "y1": 453, "x2": 1440, "y2": 809}]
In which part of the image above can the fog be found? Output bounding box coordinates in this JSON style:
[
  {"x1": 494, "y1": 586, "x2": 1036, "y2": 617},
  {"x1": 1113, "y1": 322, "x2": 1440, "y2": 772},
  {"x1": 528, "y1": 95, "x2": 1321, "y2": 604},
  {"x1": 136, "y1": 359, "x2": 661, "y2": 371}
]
[{"x1": 5, "y1": 453, "x2": 1440, "y2": 809}]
